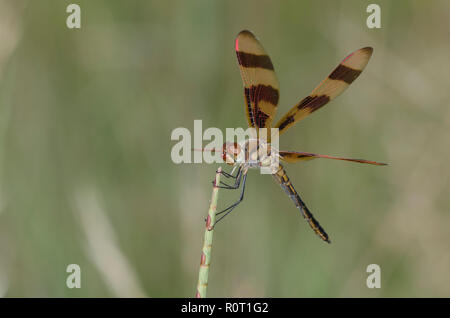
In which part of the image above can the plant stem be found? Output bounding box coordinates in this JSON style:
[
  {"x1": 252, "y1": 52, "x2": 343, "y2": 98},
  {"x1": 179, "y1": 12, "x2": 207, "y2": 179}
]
[{"x1": 196, "y1": 167, "x2": 222, "y2": 298}]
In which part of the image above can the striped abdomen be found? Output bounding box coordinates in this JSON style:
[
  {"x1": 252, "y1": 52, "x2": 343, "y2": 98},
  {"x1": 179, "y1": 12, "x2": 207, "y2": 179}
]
[{"x1": 272, "y1": 165, "x2": 330, "y2": 243}]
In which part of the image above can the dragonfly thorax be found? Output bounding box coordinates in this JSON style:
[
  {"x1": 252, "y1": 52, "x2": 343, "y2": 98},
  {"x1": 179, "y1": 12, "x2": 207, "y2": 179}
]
[{"x1": 222, "y1": 139, "x2": 275, "y2": 169}]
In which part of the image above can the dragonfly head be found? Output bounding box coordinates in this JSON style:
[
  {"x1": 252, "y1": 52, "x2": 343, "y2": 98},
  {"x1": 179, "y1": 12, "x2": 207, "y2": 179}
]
[{"x1": 222, "y1": 142, "x2": 241, "y2": 165}]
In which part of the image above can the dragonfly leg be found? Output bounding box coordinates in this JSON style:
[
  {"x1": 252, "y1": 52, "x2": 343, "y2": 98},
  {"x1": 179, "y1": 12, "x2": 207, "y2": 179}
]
[
  {"x1": 217, "y1": 167, "x2": 242, "y2": 189},
  {"x1": 219, "y1": 167, "x2": 240, "y2": 179},
  {"x1": 212, "y1": 173, "x2": 247, "y2": 227}
]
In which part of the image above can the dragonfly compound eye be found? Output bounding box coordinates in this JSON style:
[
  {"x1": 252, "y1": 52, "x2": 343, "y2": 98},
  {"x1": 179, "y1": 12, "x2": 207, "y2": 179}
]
[{"x1": 222, "y1": 142, "x2": 241, "y2": 165}]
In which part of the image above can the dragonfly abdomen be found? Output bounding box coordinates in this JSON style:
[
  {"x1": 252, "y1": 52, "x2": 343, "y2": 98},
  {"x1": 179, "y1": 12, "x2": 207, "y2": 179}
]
[{"x1": 272, "y1": 165, "x2": 331, "y2": 243}]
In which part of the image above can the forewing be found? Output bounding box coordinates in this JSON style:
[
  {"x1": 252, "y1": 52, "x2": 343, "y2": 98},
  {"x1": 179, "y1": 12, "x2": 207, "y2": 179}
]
[
  {"x1": 275, "y1": 47, "x2": 373, "y2": 135},
  {"x1": 279, "y1": 151, "x2": 387, "y2": 166},
  {"x1": 235, "y1": 30, "x2": 280, "y2": 130}
]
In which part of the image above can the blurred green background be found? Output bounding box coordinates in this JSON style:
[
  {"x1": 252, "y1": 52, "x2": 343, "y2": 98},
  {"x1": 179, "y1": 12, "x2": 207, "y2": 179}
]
[{"x1": 0, "y1": 0, "x2": 449, "y2": 297}]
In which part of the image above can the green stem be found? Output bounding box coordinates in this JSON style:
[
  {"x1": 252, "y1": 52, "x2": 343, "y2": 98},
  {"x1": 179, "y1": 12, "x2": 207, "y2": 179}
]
[{"x1": 196, "y1": 167, "x2": 222, "y2": 298}]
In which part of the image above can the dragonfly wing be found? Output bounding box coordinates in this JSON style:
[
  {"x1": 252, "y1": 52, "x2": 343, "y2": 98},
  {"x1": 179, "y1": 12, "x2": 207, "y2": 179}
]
[
  {"x1": 275, "y1": 47, "x2": 373, "y2": 135},
  {"x1": 279, "y1": 151, "x2": 387, "y2": 166},
  {"x1": 235, "y1": 30, "x2": 280, "y2": 131},
  {"x1": 273, "y1": 164, "x2": 330, "y2": 243}
]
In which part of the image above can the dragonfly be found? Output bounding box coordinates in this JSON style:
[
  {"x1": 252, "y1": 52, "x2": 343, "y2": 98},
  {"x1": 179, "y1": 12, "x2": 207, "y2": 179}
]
[{"x1": 208, "y1": 30, "x2": 386, "y2": 243}]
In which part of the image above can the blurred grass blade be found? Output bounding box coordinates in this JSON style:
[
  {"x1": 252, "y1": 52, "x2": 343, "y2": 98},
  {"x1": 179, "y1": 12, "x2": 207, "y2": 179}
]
[{"x1": 74, "y1": 186, "x2": 147, "y2": 297}]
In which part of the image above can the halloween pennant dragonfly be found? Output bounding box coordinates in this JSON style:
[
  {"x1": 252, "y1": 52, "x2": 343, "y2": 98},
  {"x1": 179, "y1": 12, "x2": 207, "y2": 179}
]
[{"x1": 211, "y1": 30, "x2": 386, "y2": 243}]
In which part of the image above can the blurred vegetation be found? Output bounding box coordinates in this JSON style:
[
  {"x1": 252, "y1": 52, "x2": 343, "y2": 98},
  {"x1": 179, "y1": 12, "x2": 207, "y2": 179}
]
[{"x1": 0, "y1": 0, "x2": 449, "y2": 297}]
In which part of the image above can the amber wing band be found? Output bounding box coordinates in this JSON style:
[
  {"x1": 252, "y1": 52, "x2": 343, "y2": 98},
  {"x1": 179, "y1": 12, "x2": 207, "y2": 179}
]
[{"x1": 235, "y1": 30, "x2": 280, "y2": 130}]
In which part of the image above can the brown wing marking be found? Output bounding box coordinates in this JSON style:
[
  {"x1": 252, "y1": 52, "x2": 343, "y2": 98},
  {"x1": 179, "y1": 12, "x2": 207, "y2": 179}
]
[
  {"x1": 272, "y1": 164, "x2": 330, "y2": 243},
  {"x1": 275, "y1": 47, "x2": 373, "y2": 135},
  {"x1": 279, "y1": 151, "x2": 387, "y2": 166},
  {"x1": 235, "y1": 30, "x2": 280, "y2": 131}
]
